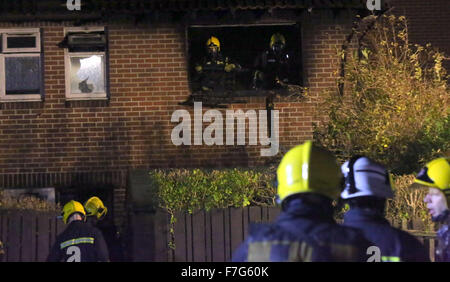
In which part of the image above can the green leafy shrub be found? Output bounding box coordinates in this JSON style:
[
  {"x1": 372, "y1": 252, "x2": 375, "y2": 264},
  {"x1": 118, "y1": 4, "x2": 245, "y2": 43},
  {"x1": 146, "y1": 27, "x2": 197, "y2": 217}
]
[
  {"x1": 314, "y1": 15, "x2": 450, "y2": 174},
  {"x1": 153, "y1": 168, "x2": 276, "y2": 216},
  {"x1": 151, "y1": 168, "x2": 277, "y2": 250}
]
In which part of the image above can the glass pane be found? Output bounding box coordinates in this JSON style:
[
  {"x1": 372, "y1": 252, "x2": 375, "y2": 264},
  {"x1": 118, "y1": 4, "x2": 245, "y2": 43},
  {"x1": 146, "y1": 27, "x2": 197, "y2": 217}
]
[
  {"x1": 5, "y1": 56, "x2": 41, "y2": 95},
  {"x1": 7, "y1": 36, "x2": 36, "y2": 49},
  {"x1": 70, "y1": 55, "x2": 105, "y2": 94}
]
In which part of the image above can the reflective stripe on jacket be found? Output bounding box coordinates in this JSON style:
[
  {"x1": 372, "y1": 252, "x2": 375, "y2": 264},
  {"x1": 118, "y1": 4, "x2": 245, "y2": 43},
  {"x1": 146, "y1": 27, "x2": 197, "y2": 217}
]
[
  {"x1": 232, "y1": 197, "x2": 372, "y2": 262},
  {"x1": 343, "y1": 208, "x2": 430, "y2": 262}
]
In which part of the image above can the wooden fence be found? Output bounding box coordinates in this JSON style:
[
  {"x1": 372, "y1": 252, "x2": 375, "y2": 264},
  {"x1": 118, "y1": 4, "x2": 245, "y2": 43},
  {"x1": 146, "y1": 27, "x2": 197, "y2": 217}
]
[
  {"x1": 0, "y1": 210, "x2": 64, "y2": 262},
  {"x1": 128, "y1": 206, "x2": 438, "y2": 262},
  {"x1": 0, "y1": 207, "x2": 438, "y2": 262}
]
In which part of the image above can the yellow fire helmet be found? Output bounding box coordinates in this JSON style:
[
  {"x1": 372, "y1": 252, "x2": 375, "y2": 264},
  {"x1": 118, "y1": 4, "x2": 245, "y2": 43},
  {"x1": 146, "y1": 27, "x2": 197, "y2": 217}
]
[
  {"x1": 206, "y1": 36, "x2": 220, "y2": 50},
  {"x1": 414, "y1": 157, "x2": 450, "y2": 191},
  {"x1": 62, "y1": 200, "x2": 86, "y2": 224},
  {"x1": 276, "y1": 140, "x2": 342, "y2": 203},
  {"x1": 84, "y1": 196, "x2": 108, "y2": 220},
  {"x1": 270, "y1": 33, "x2": 286, "y2": 48}
]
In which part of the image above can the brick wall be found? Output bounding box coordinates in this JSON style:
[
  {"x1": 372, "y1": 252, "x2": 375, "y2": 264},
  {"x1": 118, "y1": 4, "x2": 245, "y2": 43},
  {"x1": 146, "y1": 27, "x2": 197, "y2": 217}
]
[
  {"x1": 391, "y1": 0, "x2": 450, "y2": 71},
  {"x1": 0, "y1": 12, "x2": 357, "y2": 228},
  {"x1": 0, "y1": 10, "x2": 379, "y2": 234},
  {"x1": 0, "y1": 11, "x2": 357, "y2": 175}
]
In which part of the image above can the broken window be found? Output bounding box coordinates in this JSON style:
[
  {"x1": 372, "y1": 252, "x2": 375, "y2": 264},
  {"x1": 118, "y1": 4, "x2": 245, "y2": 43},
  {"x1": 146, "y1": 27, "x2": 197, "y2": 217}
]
[{"x1": 62, "y1": 27, "x2": 108, "y2": 100}]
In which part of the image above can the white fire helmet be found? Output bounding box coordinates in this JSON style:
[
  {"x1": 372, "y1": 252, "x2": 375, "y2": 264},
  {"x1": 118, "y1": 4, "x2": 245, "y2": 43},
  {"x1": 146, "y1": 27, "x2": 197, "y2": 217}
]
[{"x1": 340, "y1": 156, "x2": 394, "y2": 200}]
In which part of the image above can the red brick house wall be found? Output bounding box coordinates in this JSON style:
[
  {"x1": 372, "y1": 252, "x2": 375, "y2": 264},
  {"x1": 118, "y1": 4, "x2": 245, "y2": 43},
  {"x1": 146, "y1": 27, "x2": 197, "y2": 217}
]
[
  {"x1": 0, "y1": 10, "x2": 357, "y2": 229},
  {"x1": 0, "y1": 11, "x2": 356, "y2": 174},
  {"x1": 391, "y1": 0, "x2": 450, "y2": 71},
  {"x1": 1, "y1": 1, "x2": 448, "y2": 228}
]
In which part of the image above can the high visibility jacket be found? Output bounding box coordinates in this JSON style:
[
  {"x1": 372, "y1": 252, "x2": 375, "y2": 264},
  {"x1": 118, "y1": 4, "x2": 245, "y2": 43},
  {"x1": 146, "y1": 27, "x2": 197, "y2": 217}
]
[
  {"x1": 232, "y1": 197, "x2": 372, "y2": 262},
  {"x1": 435, "y1": 210, "x2": 450, "y2": 262},
  {"x1": 343, "y1": 208, "x2": 430, "y2": 262},
  {"x1": 47, "y1": 220, "x2": 110, "y2": 262}
]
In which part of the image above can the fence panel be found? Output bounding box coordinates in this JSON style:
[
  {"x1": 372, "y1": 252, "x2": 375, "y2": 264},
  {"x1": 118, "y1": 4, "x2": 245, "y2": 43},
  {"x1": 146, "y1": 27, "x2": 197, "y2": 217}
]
[
  {"x1": 172, "y1": 211, "x2": 187, "y2": 262},
  {"x1": 21, "y1": 211, "x2": 37, "y2": 262},
  {"x1": 0, "y1": 214, "x2": 5, "y2": 262},
  {"x1": 210, "y1": 209, "x2": 226, "y2": 262},
  {"x1": 192, "y1": 210, "x2": 207, "y2": 262},
  {"x1": 36, "y1": 214, "x2": 52, "y2": 262},
  {"x1": 0, "y1": 211, "x2": 61, "y2": 262},
  {"x1": 7, "y1": 213, "x2": 21, "y2": 262},
  {"x1": 229, "y1": 208, "x2": 245, "y2": 261}
]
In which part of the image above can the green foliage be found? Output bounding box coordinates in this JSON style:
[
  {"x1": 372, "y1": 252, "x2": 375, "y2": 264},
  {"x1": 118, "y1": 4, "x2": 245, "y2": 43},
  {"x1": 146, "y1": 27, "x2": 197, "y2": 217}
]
[
  {"x1": 153, "y1": 168, "x2": 276, "y2": 215},
  {"x1": 151, "y1": 168, "x2": 277, "y2": 251},
  {"x1": 0, "y1": 190, "x2": 59, "y2": 212},
  {"x1": 314, "y1": 15, "x2": 450, "y2": 174}
]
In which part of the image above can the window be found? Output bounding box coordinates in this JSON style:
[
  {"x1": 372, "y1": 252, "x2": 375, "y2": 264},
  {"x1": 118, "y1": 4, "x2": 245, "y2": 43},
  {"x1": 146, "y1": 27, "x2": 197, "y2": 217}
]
[
  {"x1": 0, "y1": 28, "x2": 43, "y2": 102},
  {"x1": 187, "y1": 24, "x2": 303, "y2": 96},
  {"x1": 63, "y1": 27, "x2": 108, "y2": 100}
]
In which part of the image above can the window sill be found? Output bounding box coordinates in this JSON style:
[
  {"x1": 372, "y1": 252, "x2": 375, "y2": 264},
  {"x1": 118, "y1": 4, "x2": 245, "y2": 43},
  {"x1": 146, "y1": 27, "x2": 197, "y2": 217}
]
[
  {"x1": 65, "y1": 95, "x2": 108, "y2": 101},
  {"x1": 0, "y1": 96, "x2": 42, "y2": 103}
]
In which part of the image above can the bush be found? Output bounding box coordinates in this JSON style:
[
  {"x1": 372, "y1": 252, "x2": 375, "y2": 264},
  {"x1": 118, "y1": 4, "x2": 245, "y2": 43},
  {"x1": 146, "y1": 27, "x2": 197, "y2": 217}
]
[
  {"x1": 314, "y1": 15, "x2": 450, "y2": 174},
  {"x1": 151, "y1": 168, "x2": 277, "y2": 250},
  {"x1": 152, "y1": 168, "x2": 276, "y2": 216},
  {"x1": 386, "y1": 174, "x2": 434, "y2": 231},
  {"x1": 0, "y1": 190, "x2": 59, "y2": 212}
]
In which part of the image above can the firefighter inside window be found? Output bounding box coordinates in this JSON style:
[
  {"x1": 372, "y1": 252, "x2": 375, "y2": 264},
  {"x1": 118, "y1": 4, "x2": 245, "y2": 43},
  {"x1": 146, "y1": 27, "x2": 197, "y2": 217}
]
[
  {"x1": 192, "y1": 36, "x2": 242, "y2": 94},
  {"x1": 253, "y1": 33, "x2": 298, "y2": 90}
]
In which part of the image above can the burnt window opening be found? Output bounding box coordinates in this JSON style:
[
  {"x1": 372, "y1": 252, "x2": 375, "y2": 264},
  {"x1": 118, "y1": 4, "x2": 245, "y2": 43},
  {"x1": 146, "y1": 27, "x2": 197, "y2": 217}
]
[
  {"x1": 187, "y1": 24, "x2": 303, "y2": 96},
  {"x1": 59, "y1": 31, "x2": 107, "y2": 52}
]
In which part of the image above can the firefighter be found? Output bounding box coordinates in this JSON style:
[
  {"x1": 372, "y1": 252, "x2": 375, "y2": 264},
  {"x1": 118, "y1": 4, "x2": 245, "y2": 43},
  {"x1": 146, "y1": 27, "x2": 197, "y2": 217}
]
[
  {"x1": 413, "y1": 157, "x2": 450, "y2": 261},
  {"x1": 341, "y1": 156, "x2": 429, "y2": 262},
  {"x1": 84, "y1": 196, "x2": 124, "y2": 261},
  {"x1": 253, "y1": 33, "x2": 296, "y2": 90},
  {"x1": 232, "y1": 140, "x2": 372, "y2": 262},
  {"x1": 84, "y1": 196, "x2": 108, "y2": 226},
  {"x1": 193, "y1": 36, "x2": 241, "y2": 93},
  {"x1": 47, "y1": 200, "x2": 109, "y2": 262}
]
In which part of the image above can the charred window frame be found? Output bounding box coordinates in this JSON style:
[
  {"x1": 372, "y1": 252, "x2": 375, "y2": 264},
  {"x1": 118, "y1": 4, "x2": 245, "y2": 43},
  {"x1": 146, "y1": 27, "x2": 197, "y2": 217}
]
[
  {"x1": 0, "y1": 28, "x2": 44, "y2": 102},
  {"x1": 186, "y1": 23, "x2": 303, "y2": 95},
  {"x1": 62, "y1": 27, "x2": 109, "y2": 101}
]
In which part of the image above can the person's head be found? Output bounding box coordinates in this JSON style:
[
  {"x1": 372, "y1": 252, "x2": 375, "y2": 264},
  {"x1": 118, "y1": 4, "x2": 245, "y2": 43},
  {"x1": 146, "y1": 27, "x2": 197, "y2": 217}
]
[
  {"x1": 276, "y1": 140, "x2": 342, "y2": 210},
  {"x1": 414, "y1": 157, "x2": 450, "y2": 220},
  {"x1": 84, "y1": 196, "x2": 107, "y2": 223},
  {"x1": 424, "y1": 187, "x2": 448, "y2": 219},
  {"x1": 206, "y1": 36, "x2": 220, "y2": 58},
  {"x1": 270, "y1": 33, "x2": 286, "y2": 55},
  {"x1": 340, "y1": 156, "x2": 394, "y2": 213},
  {"x1": 61, "y1": 200, "x2": 86, "y2": 224}
]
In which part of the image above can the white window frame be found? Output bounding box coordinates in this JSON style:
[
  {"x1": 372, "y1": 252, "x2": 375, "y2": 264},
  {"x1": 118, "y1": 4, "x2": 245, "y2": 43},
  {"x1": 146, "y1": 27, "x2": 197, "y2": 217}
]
[
  {"x1": 0, "y1": 28, "x2": 41, "y2": 53},
  {"x1": 0, "y1": 28, "x2": 42, "y2": 102},
  {"x1": 64, "y1": 26, "x2": 108, "y2": 101}
]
